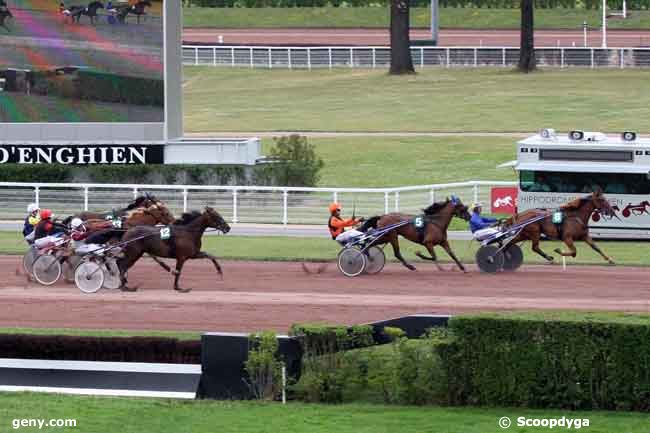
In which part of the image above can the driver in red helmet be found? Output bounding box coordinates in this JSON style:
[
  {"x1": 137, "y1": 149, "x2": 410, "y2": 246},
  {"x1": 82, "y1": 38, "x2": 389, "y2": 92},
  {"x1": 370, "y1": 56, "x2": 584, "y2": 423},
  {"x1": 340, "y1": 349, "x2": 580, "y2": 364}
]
[
  {"x1": 328, "y1": 202, "x2": 365, "y2": 244},
  {"x1": 34, "y1": 209, "x2": 67, "y2": 240}
]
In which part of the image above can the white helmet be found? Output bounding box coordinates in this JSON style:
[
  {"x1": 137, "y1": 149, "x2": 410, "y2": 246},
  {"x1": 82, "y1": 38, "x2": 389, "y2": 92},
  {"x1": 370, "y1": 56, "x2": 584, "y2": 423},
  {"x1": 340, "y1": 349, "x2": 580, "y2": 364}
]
[
  {"x1": 71, "y1": 218, "x2": 84, "y2": 229},
  {"x1": 27, "y1": 203, "x2": 39, "y2": 213}
]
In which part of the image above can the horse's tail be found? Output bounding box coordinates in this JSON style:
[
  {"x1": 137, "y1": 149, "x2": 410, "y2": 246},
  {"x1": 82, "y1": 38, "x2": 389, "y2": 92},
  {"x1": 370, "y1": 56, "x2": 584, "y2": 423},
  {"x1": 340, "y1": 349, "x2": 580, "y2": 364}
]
[{"x1": 360, "y1": 215, "x2": 381, "y2": 232}]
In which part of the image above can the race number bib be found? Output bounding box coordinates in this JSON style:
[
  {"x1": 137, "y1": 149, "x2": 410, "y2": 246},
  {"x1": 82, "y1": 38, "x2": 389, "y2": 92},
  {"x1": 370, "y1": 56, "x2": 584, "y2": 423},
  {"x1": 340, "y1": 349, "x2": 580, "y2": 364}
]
[
  {"x1": 414, "y1": 216, "x2": 424, "y2": 228},
  {"x1": 160, "y1": 227, "x2": 171, "y2": 240},
  {"x1": 552, "y1": 211, "x2": 564, "y2": 224},
  {"x1": 112, "y1": 219, "x2": 122, "y2": 228}
]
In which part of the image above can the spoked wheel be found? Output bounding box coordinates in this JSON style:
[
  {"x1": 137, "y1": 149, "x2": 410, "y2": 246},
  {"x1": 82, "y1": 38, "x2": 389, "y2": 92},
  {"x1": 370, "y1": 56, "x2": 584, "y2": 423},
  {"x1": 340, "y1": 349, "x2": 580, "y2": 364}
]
[
  {"x1": 364, "y1": 246, "x2": 386, "y2": 275},
  {"x1": 502, "y1": 244, "x2": 524, "y2": 272},
  {"x1": 337, "y1": 247, "x2": 367, "y2": 277},
  {"x1": 32, "y1": 254, "x2": 62, "y2": 285},
  {"x1": 63, "y1": 255, "x2": 82, "y2": 283},
  {"x1": 475, "y1": 245, "x2": 505, "y2": 273},
  {"x1": 102, "y1": 259, "x2": 121, "y2": 290},
  {"x1": 23, "y1": 247, "x2": 39, "y2": 276},
  {"x1": 75, "y1": 261, "x2": 105, "y2": 294}
]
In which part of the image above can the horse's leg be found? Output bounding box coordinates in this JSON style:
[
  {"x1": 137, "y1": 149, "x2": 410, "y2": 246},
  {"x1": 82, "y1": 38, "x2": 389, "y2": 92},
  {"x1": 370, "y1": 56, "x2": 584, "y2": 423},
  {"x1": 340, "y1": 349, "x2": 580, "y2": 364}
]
[
  {"x1": 415, "y1": 244, "x2": 444, "y2": 271},
  {"x1": 117, "y1": 252, "x2": 142, "y2": 291},
  {"x1": 554, "y1": 237, "x2": 577, "y2": 258},
  {"x1": 440, "y1": 240, "x2": 467, "y2": 273},
  {"x1": 584, "y1": 236, "x2": 615, "y2": 264},
  {"x1": 150, "y1": 255, "x2": 171, "y2": 273},
  {"x1": 531, "y1": 236, "x2": 554, "y2": 262},
  {"x1": 173, "y1": 258, "x2": 190, "y2": 293},
  {"x1": 193, "y1": 251, "x2": 224, "y2": 278},
  {"x1": 388, "y1": 235, "x2": 415, "y2": 271}
]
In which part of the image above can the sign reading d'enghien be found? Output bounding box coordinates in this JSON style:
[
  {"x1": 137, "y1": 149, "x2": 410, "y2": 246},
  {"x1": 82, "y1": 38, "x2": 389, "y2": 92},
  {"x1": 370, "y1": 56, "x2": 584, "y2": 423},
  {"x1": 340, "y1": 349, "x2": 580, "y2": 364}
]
[{"x1": 0, "y1": 145, "x2": 165, "y2": 165}]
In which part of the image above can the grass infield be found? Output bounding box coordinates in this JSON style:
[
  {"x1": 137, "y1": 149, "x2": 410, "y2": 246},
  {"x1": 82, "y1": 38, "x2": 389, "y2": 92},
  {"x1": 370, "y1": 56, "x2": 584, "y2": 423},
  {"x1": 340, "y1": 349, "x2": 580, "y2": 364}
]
[
  {"x1": 1, "y1": 394, "x2": 650, "y2": 433},
  {"x1": 182, "y1": 7, "x2": 650, "y2": 30},
  {"x1": 183, "y1": 68, "x2": 650, "y2": 134}
]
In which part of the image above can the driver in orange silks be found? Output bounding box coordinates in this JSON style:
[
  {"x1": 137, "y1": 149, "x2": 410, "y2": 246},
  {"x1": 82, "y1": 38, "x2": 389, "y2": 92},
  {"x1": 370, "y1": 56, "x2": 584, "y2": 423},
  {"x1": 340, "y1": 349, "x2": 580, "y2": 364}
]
[{"x1": 327, "y1": 202, "x2": 367, "y2": 244}]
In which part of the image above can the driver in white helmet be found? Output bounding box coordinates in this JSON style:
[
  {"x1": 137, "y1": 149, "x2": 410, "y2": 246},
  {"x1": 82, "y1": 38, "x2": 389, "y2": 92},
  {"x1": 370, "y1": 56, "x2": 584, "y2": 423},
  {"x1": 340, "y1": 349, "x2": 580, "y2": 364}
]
[
  {"x1": 70, "y1": 217, "x2": 105, "y2": 255},
  {"x1": 469, "y1": 202, "x2": 500, "y2": 241},
  {"x1": 23, "y1": 203, "x2": 40, "y2": 243}
]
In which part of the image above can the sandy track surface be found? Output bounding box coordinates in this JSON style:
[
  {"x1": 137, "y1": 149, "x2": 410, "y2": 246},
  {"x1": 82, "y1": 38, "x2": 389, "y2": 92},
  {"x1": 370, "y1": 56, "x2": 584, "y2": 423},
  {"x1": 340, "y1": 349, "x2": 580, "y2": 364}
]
[{"x1": 0, "y1": 256, "x2": 648, "y2": 333}]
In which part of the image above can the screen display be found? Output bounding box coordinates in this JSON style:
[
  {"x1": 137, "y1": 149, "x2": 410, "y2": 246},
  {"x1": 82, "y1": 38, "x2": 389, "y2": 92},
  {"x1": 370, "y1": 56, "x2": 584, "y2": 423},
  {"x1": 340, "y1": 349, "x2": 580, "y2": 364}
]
[
  {"x1": 0, "y1": 0, "x2": 163, "y2": 122},
  {"x1": 539, "y1": 149, "x2": 633, "y2": 162}
]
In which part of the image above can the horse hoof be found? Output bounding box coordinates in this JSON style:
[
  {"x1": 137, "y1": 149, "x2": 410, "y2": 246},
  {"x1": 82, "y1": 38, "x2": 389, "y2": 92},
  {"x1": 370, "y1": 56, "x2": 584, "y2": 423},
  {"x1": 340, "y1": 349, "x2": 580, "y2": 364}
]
[
  {"x1": 407, "y1": 266, "x2": 416, "y2": 271},
  {"x1": 553, "y1": 248, "x2": 562, "y2": 254},
  {"x1": 175, "y1": 287, "x2": 191, "y2": 293},
  {"x1": 120, "y1": 286, "x2": 137, "y2": 292},
  {"x1": 608, "y1": 260, "x2": 616, "y2": 265}
]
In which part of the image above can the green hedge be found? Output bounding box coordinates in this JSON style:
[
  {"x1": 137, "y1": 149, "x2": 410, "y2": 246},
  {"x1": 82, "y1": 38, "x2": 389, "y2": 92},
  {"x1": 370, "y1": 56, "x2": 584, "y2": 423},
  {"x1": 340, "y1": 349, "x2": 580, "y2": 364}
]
[
  {"x1": 438, "y1": 313, "x2": 650, "y2": 411},
  {"x1": 77, "y1": 71, "x2": 163, "y2": 107},
  {"x1": 187, "y1": 0, "x2": 648, "y2": 9}
]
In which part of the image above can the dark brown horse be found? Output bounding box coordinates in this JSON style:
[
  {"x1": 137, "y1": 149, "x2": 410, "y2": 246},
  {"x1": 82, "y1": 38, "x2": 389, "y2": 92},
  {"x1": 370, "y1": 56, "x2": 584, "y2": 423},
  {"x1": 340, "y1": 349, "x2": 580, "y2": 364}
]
[
  {"x1": 116, "y1": 0, "x2": 150, "y2": 24},
  {"x1": 370, "y1": 197, "x2": 471, "y2": 272},
  {"x1": 507, "y1": 191, "x2": 616, "y2": 264},
  {"x1": 116, "y1": 207, "x2": 231, "y2": 293}
]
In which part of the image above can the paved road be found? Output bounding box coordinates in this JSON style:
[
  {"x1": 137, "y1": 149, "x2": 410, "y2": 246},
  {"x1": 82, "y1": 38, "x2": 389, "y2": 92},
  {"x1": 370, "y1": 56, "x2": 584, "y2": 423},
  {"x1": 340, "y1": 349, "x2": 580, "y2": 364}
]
[{"x1": 183, "y1": 28, "x2": 650, "y2": 47}]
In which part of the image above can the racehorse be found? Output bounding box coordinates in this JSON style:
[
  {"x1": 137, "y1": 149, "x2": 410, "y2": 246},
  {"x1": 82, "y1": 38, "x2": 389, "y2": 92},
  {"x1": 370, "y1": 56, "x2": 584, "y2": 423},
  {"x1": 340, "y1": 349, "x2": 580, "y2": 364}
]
[
  {"x1": 116, "y1": 207, "x2": 231, "y2": 293},
  {"x1": 115, "y1": 0, "x2": 150, "y2": 24},
  {"x1": 0, "y1": 2, "x2": 12, "y2": 33},
  {"x1": 506, "y1": 190, "x2": 616, "y2": 264},
  {"x1": 69, "y1": 1, "x2": 104, "y2": 24},
  {"x1": 368, "y1": 197, "x2": 471, "y2": 272}
]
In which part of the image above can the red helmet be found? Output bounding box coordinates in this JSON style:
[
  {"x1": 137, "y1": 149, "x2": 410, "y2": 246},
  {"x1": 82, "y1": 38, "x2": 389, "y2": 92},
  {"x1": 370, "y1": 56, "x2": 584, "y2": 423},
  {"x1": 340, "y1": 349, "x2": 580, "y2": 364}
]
[
  {"x1": 328, "y1": 202, "x2": 341, "y2": 214},
  {"x1": 40, "y1": 209, "x2": 53, "y2": 219}
]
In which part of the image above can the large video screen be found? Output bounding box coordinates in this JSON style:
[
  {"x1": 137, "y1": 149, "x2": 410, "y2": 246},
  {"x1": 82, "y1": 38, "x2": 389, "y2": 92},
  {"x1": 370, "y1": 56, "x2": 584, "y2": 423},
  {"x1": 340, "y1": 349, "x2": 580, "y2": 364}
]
[{"x1": 0, "y1": 0, "x2": 163, "y2": 122}]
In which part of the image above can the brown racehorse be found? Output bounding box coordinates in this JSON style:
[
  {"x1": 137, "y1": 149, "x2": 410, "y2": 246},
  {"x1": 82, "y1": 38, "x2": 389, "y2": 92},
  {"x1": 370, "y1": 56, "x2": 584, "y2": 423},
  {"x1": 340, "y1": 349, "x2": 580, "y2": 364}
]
[
  {"x1": 370, "y1": 197, "x2": 471, "y2": 272},
  {"x1": 116, "y1": 207, "x2": 231, "y2": 293},
  {"x1": 507, "y1": 191, "x2": 616, "y2": 264}
]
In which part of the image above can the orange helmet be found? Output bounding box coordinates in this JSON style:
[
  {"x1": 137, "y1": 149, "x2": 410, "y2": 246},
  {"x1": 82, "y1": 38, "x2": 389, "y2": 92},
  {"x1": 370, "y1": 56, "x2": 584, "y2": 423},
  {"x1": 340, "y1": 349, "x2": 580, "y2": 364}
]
[
  {"x1": 328, "y1": 202, "x2": 341, "y2": 214},
  {"x1": 40, "y1": 209, "x2": 53, "y2": 219}
]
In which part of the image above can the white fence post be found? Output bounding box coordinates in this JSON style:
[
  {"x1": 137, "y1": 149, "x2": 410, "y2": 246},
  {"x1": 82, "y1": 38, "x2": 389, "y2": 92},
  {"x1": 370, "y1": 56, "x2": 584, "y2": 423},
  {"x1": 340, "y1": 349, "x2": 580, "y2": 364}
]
[
  {"x1": 473, "y1": 184, "x2": 479, "y2": 204},
  {"x1": 446, "y1": 48, "x2": 450, "y2": 68},
  {"x1": 282, "y1": 190, "x2": 288, "y2": 225},
  {"x1": 307, "y1": 48, "x2": 312, "y2": 70},
  {"x1": 590, "y1": 48, "x2": 594, "y2": 68},
  {"x1": 213, "y1": 47, "x2": 217, "y2": 66},
  {"x1": 231, "y1": 47, "x2": 235, "y2": 67},
  {"x1": 394, "y1": 192, "x2": 400, "y2": 212},
  {"x1": 288, "y1": 48, "x2": 292, "y2": 70},
  {"x1": 268, "y1": 48, "x2": 272, "y2": 69},
  {"x1": 232, "y1": 189, "x2": 238, "y2": 223},
  {"x1": 249, "y1": 47, "x2": 254, "y2": 68},
  {"x1": 133, "y1": 188, "x2": 138, "y2": 199},
  {"x1": 183, "y1": 189, "x2": 188, "y2": 213},
  {"x1": 84, "y1": 187, "x2": 89, "y2": 211},
  {"x1": 372, "y1": 48, "x2": 376, "y2": 69},
  {"x1": 328, "y1": 48, "x2": 332, "y2": 69},
  {"x1": 561, "y1": 48, "x2": 565, "y2": 68},
  {"x1": 421, "y1": 47, "x2": 424, "y2": 68},
  {"x1": 384, "y1": 192, "x2": 389, "y2": 214},
  {"x1": 620, "y1": 48, "x2": 624, "y2": 69},
  {"x1": 502, "y1": 48, "x2": 506, "y2": 67},
  {"x1": 34, "y1": 186, "x2": 40, "y2": 207},
  {"x1": 350, "y1": 48, "x2": 354, "y2": 67},
  {"x1": 473, "y1": 47, "x2": 478, "y2": 67},
  {"x1": 333, "y1": 191, "x2": 338, "y2": 204},
  {"x1": 194, "y1": 47, "x2": 198, "y2": 65},
  {"x1": 430, "y1": 189, "x2": 435, "y2": 204}
]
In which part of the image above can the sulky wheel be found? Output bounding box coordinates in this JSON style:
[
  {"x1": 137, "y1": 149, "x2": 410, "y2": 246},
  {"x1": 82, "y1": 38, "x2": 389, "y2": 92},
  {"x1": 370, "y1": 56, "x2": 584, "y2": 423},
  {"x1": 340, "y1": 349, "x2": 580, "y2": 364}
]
[
  {"x1": 337, "y1": 247, "x2": 367, "y2": 277},
  {"x1": 32, "y1": 254, "x2": 62, "y2": 285},
  {"x1": 502, "y1": 244, "x2": 524, "y2": 272},
  {"x1": 364, "y1": 246, "x2": 386, "y2": 275},
  {"x1": 475, "y1": 245, "x2": 505, "y2": 273},
  {"x1": 23, "y1": 247, "x2": 39, "y2": 276},
  {"x1": 102, "y1": 259, "x2": 121, "y2": 290},
  {"x1": 75, "y1": 261, "x2": 105, "y2": 294},
  {"x1": 63, "y1": 255, "x2": 82, "y2": 283}
]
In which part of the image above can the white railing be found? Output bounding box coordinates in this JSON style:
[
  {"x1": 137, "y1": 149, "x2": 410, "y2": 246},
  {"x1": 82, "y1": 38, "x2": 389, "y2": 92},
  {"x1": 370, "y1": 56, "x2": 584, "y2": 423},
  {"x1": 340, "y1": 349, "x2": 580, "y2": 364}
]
[
  {"x1": 0, "y1": 181, "x2": 516, "y2": 225},
  {"x1": 182, "y1": 45, "x2": 650, "y2": 69}
]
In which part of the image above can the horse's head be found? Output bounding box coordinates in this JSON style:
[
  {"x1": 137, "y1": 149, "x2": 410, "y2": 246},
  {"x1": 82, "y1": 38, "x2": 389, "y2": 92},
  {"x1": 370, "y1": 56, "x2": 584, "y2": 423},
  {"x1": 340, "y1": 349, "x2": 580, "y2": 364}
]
[
  {"x1": 590, "y1": 190, "x2": 615, "y2": 218},
  {"x1": 90, "y1": 1, "x2": 104, "y2": 9},
  {"x1": 205, "y1": 207, "x2": 230, "y2": 234},
  {"x1": 449, "y1": 195, "x2": 471, "y2": 221}
]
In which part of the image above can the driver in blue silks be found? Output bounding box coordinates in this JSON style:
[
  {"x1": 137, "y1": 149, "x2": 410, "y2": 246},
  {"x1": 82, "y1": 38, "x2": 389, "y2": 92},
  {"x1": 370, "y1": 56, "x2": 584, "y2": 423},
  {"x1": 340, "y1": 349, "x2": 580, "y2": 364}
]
[{"x1": 469, "y1": 202, "x2": 499, "y2": 240}]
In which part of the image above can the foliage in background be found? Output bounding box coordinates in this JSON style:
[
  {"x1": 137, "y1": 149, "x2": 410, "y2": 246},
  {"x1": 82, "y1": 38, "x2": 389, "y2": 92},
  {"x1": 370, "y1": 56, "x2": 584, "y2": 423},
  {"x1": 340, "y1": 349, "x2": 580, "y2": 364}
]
[
  {"x1": 244, "y1": 331, "x2": 283, "y2": 400},
  {"x1": 254, "y1": 135, "x2": 324, "y2": 187},
  {"x1": 438, "y1": 313, "x2": 650, "y2": 411}
]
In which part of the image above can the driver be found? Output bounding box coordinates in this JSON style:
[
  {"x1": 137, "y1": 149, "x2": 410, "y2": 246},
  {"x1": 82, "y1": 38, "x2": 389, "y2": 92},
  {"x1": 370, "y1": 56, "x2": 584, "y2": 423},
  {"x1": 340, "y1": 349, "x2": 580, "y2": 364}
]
[
  {"x1": 469, "y1": 202, "x2": 499, "y2": 240},
  {"x1": 327, "y1": 202, "x2": 364, "y2": 244},
  {"x1": 23, "y1": 203, "x2": 40, "y2": 243}
]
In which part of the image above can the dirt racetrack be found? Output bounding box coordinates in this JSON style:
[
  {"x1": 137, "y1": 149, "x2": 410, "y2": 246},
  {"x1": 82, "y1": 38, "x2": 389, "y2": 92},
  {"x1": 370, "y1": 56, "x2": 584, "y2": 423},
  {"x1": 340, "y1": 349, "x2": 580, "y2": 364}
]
[{"x1": 0, "y1": 256, "x2": 647, "y2": 333}]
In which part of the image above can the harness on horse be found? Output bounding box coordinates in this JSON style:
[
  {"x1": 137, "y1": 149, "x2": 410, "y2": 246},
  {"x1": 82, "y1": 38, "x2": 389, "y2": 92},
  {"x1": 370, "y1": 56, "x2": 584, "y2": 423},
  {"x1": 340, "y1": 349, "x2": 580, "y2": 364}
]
[
  {"x1": 412, "y1": 215, "x2": 426, "y2": 243},
  {"x1": 160, "y1": 225, "x2": 176, "y2": 256}
]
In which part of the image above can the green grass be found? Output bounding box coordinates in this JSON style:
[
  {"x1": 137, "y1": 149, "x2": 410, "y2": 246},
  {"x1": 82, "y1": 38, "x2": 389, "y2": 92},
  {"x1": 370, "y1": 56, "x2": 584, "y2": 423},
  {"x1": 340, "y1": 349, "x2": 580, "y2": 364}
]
[
  {"x1": 1, "y1": 394, "x2": 649, "y2": 433},
  {"x1": 462, "y1": 310, "x2": 650, "y2": 324},
  {"x1": 183, "y1": 6, "x2": 650, "y2": 30},
  {"x1": 183, "y1": 68, "x2": 650, "y2": 133},
  {"x1": 2, "y1": 232, "x2": 648, "y2": 265},
  {"x1": 0, "y1": 327, "x2": 200, "y2": 340}
]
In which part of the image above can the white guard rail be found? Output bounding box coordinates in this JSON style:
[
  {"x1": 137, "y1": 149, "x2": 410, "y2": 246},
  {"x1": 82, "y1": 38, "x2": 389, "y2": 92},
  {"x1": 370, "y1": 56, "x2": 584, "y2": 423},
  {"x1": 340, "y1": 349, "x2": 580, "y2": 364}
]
[
  {"x1": 0, "y1": 181, "x2": 517, "y2": 225},
  {"x1": 182, "y1": 45, "x2": 650, "y2": 69}
]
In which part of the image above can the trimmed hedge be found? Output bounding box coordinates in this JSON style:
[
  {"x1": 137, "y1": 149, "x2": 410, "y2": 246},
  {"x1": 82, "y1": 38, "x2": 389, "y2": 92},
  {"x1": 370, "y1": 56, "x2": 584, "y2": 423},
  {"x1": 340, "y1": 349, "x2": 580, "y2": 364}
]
[
  {"x1": 438, "y1": 313, "x2": 650, "y2": 411},
  {"x1": 187, "y1": 0, "x2": 649, "y2": 9},
  {"x1": 0, "y1": 334, "x2": 201, "y2": 363},
  {"x1": 77, "y1": 71, "x2": 163, "y2": 107}
]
